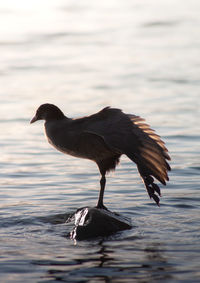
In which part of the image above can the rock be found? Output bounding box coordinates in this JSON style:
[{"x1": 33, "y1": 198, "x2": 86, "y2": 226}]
[{"x1": 67, "y1": 207, "x2": 132, "y2": 240}]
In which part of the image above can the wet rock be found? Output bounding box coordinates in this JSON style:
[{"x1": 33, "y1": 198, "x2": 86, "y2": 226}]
[{"x1": 68, "y1": 207, "x2": 132, "y2": 240}]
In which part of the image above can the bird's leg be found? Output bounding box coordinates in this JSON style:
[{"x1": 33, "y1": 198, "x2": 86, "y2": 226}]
[{"x1": 96, "y1": 174, "x2": 107, "y2": 210}]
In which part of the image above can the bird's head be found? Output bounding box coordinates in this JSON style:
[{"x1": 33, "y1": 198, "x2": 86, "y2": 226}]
[{"x1": 30, "y1": 103, "x2": 65, "y2": 123}]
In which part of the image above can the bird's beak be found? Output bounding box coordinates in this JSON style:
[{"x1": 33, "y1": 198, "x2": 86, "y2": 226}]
[{"x1": 30, "y1": 115, "x2": 38, "y2": 124}]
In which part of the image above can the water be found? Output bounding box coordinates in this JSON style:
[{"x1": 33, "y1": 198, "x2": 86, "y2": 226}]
[{"x1": 1, "y1": 0, "x2": 200, "y2": 282}]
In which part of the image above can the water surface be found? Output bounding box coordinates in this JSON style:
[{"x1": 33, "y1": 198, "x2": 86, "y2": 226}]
[{"x1": 0, "y1": 0, "x2": 200, "y2": 282}]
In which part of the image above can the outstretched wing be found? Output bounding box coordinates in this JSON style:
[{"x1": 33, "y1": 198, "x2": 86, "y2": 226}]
[
  {"x1": 75, "y1": 107, "x2": 171, "y2": 205},
  {"x1": 83, "y1": 107, "x2": 170, "y2": 183}
]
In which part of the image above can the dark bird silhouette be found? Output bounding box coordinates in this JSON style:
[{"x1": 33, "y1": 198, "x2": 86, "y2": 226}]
[{"x1": 30, "y1": 104, "x2": 171, "y2": 209}]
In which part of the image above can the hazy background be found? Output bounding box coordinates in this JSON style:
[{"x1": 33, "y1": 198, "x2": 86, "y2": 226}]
[{"x1": 1, "y1": 0, "x2": 200, "y2": 282}]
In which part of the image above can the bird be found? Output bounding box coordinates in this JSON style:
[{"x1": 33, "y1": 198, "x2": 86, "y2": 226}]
[{"x1": 30, "y1": 103, "x2": 171, "y2": 209}]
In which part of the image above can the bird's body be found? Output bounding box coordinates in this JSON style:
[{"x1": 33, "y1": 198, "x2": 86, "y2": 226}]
[{"x1": 31, "y1": 104, "x2": 171, "y2": 208}]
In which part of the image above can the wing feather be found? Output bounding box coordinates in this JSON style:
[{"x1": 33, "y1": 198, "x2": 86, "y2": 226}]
[{"x1": 126, "y1": 114, "x2": 170, "y2": 190}]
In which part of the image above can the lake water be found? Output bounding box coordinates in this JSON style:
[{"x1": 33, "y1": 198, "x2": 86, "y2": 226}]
[{"x1": 1, "y1": 0, "x2": 200, "y2": 282}]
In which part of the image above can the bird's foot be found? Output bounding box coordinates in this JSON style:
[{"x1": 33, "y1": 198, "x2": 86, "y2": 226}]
[{"x1": 95, "y1": 203, "x2": 108, "y2": 210}]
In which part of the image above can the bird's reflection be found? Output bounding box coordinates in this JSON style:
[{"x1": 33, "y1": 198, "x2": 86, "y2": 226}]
[
  {"x1": 35, "y1": 238, "x2": 175, "y2": 283},
  {"x1": 95, "y1": 239, "x2": 115, "y2": 268}
]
